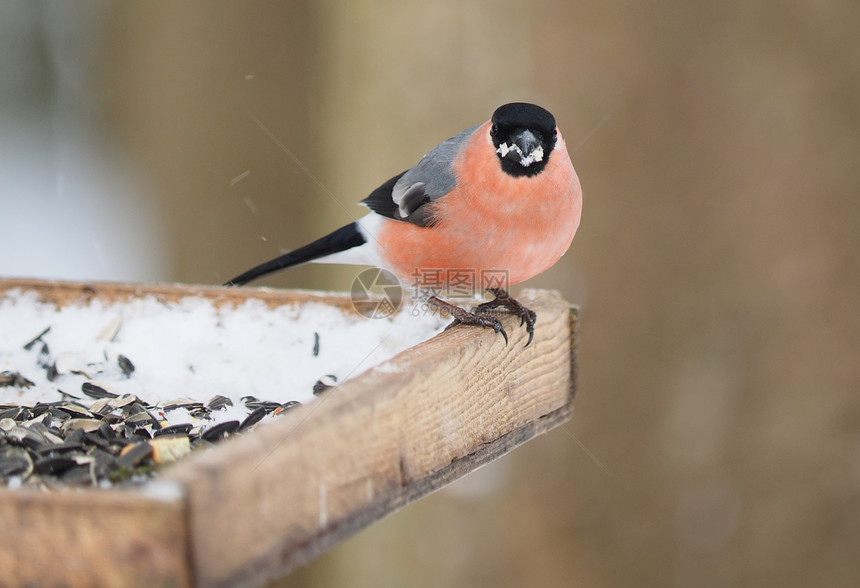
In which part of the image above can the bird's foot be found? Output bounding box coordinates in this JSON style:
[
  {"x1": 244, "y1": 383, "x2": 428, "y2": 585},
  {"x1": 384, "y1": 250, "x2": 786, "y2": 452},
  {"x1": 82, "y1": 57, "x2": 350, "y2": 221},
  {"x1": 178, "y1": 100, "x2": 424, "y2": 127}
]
[
  {"x1": 428, "y1": 296, "x2": 508, "y2": 345},
  {"x1": 474, "y1": 288, "x2": 537, "y2": 347}
]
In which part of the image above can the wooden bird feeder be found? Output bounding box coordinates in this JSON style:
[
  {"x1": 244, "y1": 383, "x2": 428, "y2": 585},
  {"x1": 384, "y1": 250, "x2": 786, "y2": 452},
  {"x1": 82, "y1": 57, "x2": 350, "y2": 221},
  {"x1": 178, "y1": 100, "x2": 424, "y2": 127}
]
[{"x1": 0, "y1": 279, "x2": 578, "y2": 587}]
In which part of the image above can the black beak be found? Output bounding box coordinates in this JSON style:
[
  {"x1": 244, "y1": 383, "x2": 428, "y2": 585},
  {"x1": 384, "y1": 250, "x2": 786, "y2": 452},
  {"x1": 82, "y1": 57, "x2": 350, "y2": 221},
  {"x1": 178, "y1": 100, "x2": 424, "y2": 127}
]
[{"x1": 512, "y1": 129, "x2": 542, "y2": 155}]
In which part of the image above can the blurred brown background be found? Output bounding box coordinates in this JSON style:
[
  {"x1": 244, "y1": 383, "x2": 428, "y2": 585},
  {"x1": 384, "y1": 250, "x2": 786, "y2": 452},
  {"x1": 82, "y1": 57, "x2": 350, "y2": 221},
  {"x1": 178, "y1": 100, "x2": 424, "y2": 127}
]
[{"x1": 2, "y1": 1, "x2": 859, "y2": 586}]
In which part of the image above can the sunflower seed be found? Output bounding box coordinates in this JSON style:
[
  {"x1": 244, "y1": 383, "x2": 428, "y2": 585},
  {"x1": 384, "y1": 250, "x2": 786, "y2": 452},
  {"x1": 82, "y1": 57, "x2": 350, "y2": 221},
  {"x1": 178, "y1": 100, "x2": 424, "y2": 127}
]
[
  {"x1": 81, "y1": 382, "x2": 118, "y2": 399},
  {"x1": 117, "y1": 442, "x2": 153, "y2": 469},
  {"x1": 0, "y1": 371, "x2": 34, "y2": 388},
  {"x1": 239, "y1": 407, "x2": 266, "y2": 431},
  {"x1": 117, "y1": 355, "x2": 135, "y2": 377},
  {"x1": 201, "y1": 420, "x2": 240, "y2": 442},
  {"x1": 0, "y1": 448, "x2": 33, "y2": 478},
  {"x1": 154, "y1": 423, "x2": 194, "y2": 437},
  {"x1": 34, "y1": 456, "x2": 78, "y2": 475},
  {"x1": 0, "y1": 407, "x2": 23, "y2": 420},
  {"x1": 244, "y1": 400, "x2": 282, "y2": 412},
  {"x1": 8, "y1": 426, "x2": 46, "y2": 447},
  {"x1": 312, "y1": 374, "x2": 338, "y2": 396}
]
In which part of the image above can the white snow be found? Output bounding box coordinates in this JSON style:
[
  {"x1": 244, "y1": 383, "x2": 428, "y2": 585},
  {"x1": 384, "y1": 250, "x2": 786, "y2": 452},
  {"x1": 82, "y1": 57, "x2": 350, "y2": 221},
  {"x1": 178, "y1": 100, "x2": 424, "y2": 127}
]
[
  {"x1": 0, "y1": 289, "x2": 445, "y2": 427},
  {"x1": 495, "y1": 141, "x2": 544, "y2": 167}
]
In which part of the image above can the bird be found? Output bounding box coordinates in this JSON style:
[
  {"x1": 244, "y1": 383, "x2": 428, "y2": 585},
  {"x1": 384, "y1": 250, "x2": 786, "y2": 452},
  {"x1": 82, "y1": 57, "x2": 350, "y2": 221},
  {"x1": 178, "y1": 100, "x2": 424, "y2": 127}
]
[{"x1": 226, "y1": 102, "x2": 582, "y2": 346}]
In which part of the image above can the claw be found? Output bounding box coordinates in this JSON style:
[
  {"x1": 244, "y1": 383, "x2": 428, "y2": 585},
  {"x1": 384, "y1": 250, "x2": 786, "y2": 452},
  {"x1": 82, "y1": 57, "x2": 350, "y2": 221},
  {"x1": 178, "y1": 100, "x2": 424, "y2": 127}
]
[
  {"x1": 491, "y1": 319, "x2": 509, "y2": 346},
  {"x1": 474, "y1": 289, "x2": 538, "y2": 347},
  {"x1": 475, "y1": 314, "x2": 508, "y2": 346},
  {"x1": 430, "y1": 296, "x2": 509, "y2": 345}
]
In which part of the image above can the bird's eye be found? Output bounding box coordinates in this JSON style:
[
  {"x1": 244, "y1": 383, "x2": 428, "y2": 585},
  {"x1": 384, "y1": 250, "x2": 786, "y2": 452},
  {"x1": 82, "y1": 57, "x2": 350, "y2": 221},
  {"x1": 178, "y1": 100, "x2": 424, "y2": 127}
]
[
  {"x1": 490, "y1": 124, "x2": 498, "y2": 136},
  {"x1": 552, "y1": 129, "x2": 558, "y2": 142}
]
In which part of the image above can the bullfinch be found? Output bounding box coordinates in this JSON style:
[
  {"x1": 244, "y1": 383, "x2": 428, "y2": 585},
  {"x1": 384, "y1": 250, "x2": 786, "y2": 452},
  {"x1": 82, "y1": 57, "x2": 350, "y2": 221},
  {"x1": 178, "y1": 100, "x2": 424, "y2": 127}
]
[{"x1": 226, "y1": 102, "x2": 582, "y2": 346}]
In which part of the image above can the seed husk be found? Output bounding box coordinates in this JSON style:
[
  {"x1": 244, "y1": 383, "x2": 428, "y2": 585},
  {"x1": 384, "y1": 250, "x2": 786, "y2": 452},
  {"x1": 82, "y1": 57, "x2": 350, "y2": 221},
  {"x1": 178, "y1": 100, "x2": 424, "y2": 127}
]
[
  {"x1": 22, "y1": 326, "x2": 51, "y2": 351},
  {"x1": 57, "y1": 403, "x2": 93, "y2": 418},
  {"x1": 207, "y1": 395, "x2": 233, "y2": 411},
  {"x1": 62, "y1": 419, "x2": 104, "y2": 434},
  {"x1": 110, "y1": 394, "x2": 138, "y2": 409}
]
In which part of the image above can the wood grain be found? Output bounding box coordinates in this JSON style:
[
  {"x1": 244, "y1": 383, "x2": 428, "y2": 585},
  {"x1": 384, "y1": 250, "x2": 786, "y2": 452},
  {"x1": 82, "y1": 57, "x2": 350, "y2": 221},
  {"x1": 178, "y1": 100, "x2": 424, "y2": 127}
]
[{"x1": 0, "y1": 483, "x2": 191, "y2": 587}]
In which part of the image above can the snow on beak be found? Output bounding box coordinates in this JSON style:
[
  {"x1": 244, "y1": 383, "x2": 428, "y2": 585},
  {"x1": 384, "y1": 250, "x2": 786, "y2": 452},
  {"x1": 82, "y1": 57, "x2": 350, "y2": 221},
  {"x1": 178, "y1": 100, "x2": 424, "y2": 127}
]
[{"x1": 496, "y1": 129, "x2": 545, "y2": 167}]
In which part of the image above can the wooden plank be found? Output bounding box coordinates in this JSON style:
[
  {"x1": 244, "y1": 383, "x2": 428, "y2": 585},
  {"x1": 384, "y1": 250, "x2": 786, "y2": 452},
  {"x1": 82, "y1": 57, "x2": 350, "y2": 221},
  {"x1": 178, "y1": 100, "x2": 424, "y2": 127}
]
[
  {"x1": 258, "y1": 403, "x2": 574, "y2": 582},
  {"x1": 0, "y1": 278, "x2": 356, "y2": 311},
  {"x1": 0, "y1": 483, "x2": 191, "y2": 587},
  {"x1": 0, "y1": 280, "x2": 576, "y2": 587},
  {"x1": 162, "y1": 288, "x2": 574, "y2": 587}
]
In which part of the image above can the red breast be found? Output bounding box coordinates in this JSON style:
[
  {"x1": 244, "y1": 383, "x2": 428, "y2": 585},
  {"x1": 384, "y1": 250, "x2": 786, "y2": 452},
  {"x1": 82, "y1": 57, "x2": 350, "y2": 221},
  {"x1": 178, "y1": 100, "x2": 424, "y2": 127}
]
[{"x1": 377, "y1": 120, "x2": 582, "y2": 292}]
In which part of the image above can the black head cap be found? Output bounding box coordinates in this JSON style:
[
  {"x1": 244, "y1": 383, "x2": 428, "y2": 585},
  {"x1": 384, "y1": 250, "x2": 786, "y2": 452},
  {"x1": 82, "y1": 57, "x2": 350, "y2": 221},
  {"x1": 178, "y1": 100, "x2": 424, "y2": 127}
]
[{"x1": 490, "y1": 103, "x2": 558, "y2": 177}]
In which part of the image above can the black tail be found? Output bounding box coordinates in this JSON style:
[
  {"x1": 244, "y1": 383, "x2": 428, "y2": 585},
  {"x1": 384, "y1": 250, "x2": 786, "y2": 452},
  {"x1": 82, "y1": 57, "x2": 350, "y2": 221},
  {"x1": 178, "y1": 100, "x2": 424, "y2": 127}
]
[{"x1": 224, "y1": 222, "x2": 365, "y2": 286}]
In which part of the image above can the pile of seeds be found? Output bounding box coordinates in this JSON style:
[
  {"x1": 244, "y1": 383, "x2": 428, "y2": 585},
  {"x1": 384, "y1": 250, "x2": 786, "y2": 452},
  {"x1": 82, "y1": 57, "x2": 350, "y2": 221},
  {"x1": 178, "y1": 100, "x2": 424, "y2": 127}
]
[
  {"x1": 0, "y1": 376, "x2": 335, "y2": 489},
  {"x1": 1, "y1": 288, "x2": 443, "y2": 489},
  {"x1": 0, "y1": 312, "x2": 339, "y2": 489}
]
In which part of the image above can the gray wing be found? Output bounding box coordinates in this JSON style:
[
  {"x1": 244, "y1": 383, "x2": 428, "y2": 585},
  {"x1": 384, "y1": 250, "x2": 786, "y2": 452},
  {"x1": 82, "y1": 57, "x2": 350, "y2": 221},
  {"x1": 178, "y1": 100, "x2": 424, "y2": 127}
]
[{"x1": 361, "y1": 124, "x2": 479, "y2": 227}]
